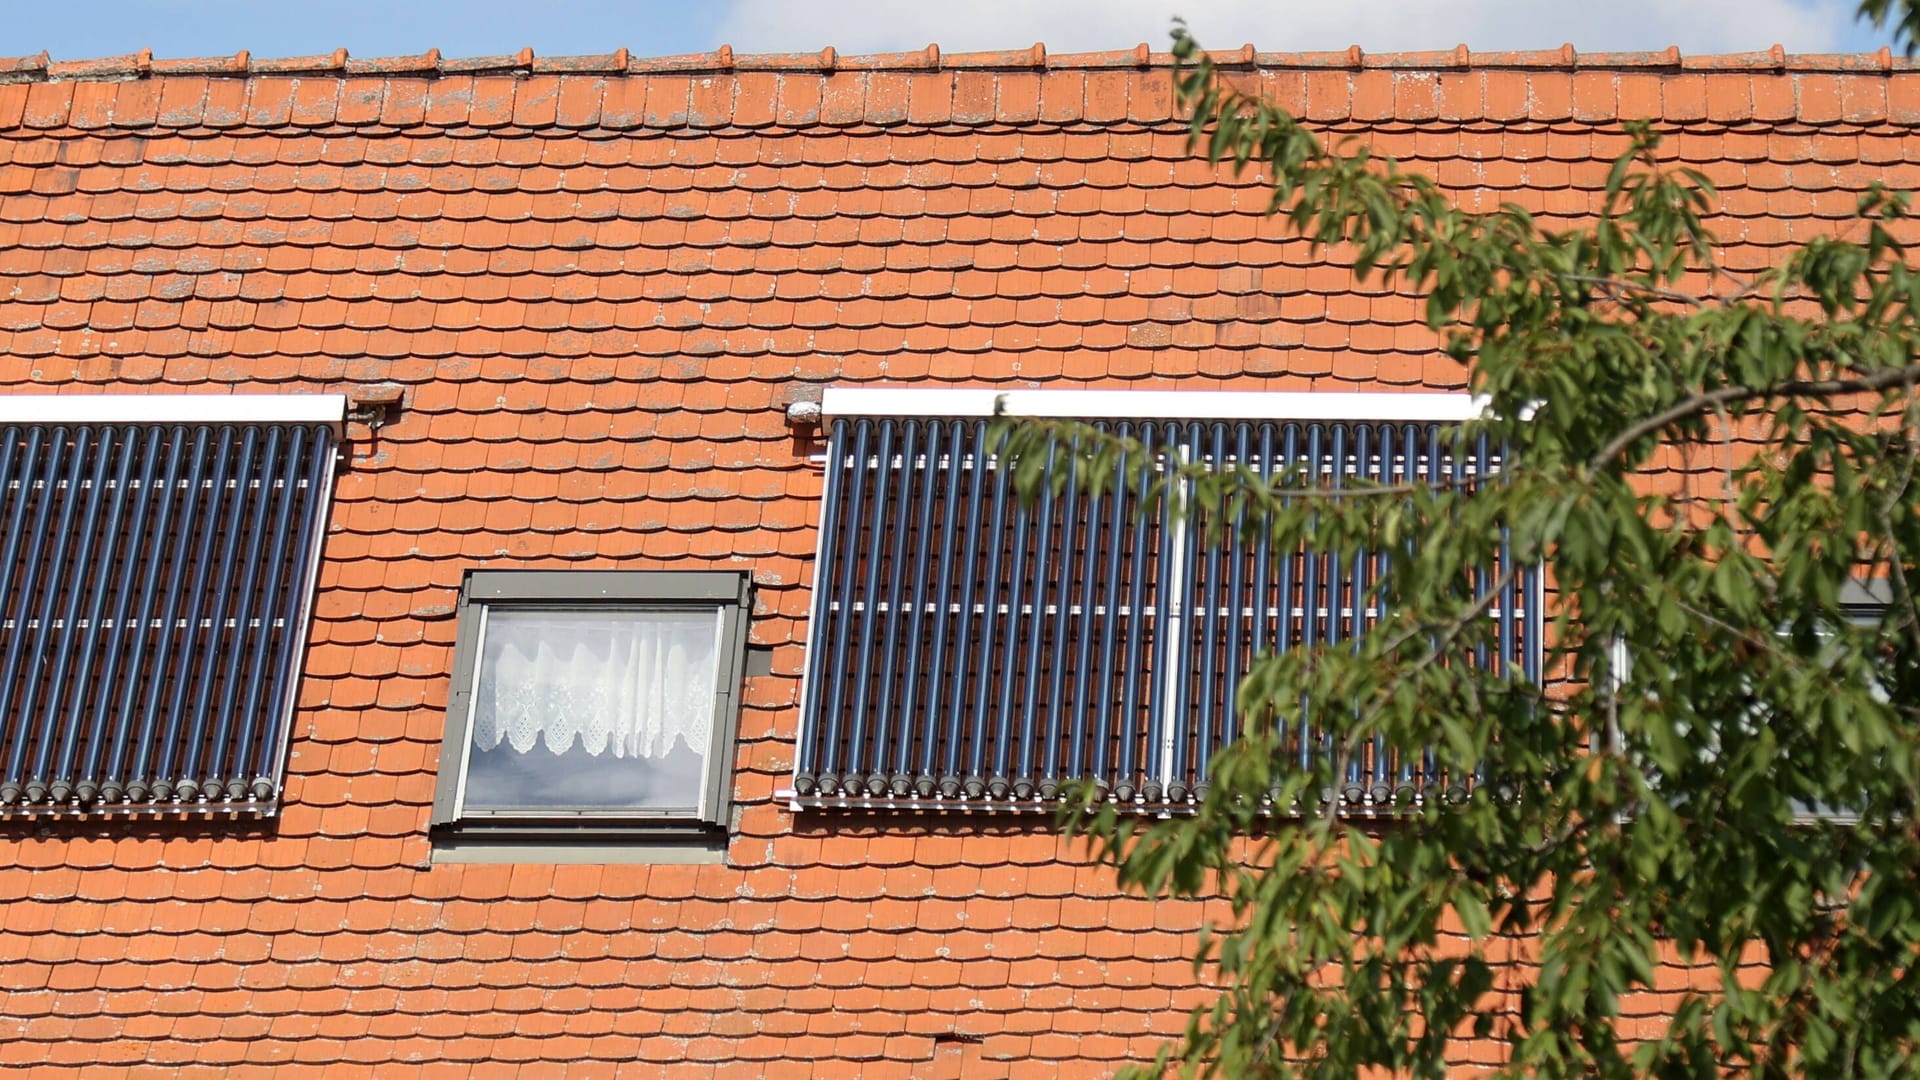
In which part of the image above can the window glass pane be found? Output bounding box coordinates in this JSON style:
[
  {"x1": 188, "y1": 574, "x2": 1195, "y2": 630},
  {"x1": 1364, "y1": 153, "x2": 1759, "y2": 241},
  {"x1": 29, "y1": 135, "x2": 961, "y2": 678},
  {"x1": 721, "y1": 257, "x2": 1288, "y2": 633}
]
[{"x1": 464, "y1": 608, "x2": 721, "y2": 814}]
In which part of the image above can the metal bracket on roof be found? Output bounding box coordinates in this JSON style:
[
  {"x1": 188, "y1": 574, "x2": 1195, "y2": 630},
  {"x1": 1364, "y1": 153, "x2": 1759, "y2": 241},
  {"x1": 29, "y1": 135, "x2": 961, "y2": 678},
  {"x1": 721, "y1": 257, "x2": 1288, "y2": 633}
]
[
  {"x1": 346, "y1": 382, "x2": 406, "y2": 433},
  {"x1": 783, "y1": 382, "x2": 826, "y2": 427}
]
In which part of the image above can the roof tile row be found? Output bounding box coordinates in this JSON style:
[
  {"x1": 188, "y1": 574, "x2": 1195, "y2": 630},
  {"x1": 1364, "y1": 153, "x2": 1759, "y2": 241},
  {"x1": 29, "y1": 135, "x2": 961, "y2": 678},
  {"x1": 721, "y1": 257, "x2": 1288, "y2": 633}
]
[{"x1": 5, "y1": 63, "x2": 1920, "y2": 131}]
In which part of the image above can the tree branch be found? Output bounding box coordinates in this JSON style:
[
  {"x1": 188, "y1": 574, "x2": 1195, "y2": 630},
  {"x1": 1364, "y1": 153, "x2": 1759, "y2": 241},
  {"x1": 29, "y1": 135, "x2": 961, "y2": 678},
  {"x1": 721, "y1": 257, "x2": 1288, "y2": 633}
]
[
  {"x1": 1375, "y1": 558, "x2": 1529, "y2": 664},
  {"x1": 1559, "y1": 273, "x2": 1709, "y2": 308},
  {"x1": 1672, "y1": 594, "x2": 1920, "y2": 722},
  {"x1": 1589, "y1": 363, "x2": 1920, "y2": 472},
  {"x1": 1877, "y1": 391, "x2": 1920, "y2": 657}
]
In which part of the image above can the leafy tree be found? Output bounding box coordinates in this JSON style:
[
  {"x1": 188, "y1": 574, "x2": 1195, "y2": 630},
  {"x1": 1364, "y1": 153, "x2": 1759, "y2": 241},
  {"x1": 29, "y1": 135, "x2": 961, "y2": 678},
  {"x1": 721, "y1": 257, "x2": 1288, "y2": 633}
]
[{"x1": 1006, "y1": 6, "x2": 1920, "y2": 1077}]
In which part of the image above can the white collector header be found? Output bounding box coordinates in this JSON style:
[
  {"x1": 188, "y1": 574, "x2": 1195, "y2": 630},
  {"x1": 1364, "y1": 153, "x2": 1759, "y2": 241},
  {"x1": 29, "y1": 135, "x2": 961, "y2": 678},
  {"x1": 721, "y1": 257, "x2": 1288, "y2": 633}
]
[
  {"x1": 819, "y1": 387, "x2": 1485, "y2": 423},
  {"x1": 0, "y1": 394, "x2": 348, "y2": 432}
]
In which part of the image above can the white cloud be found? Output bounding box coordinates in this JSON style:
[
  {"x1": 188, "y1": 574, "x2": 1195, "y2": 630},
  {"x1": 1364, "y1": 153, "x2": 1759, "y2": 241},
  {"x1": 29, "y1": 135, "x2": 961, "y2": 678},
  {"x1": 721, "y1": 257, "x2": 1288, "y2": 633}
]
[{"x1": 717, "y1": 0, "x2": 1852, "y2": 58}]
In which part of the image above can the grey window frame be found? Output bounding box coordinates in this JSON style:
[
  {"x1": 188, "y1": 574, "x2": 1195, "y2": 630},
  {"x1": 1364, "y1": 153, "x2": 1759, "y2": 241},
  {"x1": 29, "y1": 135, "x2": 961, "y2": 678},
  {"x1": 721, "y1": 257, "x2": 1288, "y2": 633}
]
[
  {"x1": 1839, "y1": 577, "x2": 1891, "y2": 622},
  {"x1": 1611, "y1": 578, "x2": 1893, "y2": 825},
  {"x1": 1792, "y1": 577, "x2": 1890, "y2": 824},
  {"x1": 429, "y1": 569, "x2": 752, "y2": 846}
]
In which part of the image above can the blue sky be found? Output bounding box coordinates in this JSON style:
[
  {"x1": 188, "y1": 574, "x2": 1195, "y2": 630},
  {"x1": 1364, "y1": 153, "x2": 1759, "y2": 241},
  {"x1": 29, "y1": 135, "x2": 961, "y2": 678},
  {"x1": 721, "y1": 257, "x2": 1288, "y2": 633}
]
[{"x1": 3, "y1": 0, "x2": 1892, "y2": 62}]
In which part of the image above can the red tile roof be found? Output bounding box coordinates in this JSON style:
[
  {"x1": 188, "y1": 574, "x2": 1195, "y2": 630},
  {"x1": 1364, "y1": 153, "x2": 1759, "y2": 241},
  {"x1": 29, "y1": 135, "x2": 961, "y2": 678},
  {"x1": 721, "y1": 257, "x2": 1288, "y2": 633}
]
[
  {"x1": 0, "y1": 47, "x2": 1906, "y2": 1075},
  {"x1": 2, "y1": 44, "x2": 1918, "y2": 129}
]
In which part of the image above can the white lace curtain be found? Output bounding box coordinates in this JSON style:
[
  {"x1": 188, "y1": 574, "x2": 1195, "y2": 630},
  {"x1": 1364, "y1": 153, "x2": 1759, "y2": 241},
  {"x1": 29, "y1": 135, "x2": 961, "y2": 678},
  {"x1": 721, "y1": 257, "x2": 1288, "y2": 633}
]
[{"x1": 471, "y1": 610, "x2": 720, "y2": 759}]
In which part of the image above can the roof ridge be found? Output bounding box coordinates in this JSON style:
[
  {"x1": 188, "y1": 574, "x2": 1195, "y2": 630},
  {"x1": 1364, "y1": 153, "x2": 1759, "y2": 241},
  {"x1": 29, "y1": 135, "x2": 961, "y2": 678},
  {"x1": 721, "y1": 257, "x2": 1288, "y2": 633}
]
[{"x1": 0, "y1": 42, "x2": 1911, "y2": 83}]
